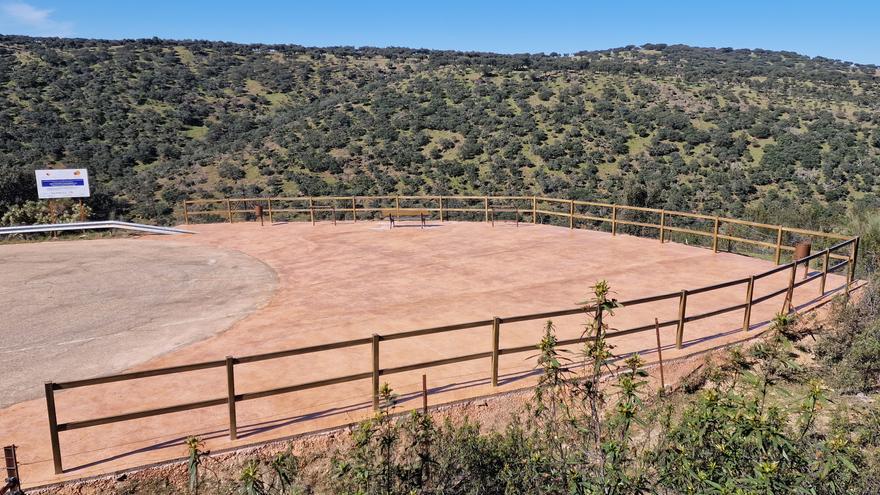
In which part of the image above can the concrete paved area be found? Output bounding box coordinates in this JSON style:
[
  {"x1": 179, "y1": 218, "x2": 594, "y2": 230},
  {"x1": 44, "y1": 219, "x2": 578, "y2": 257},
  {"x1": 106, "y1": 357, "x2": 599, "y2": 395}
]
[
  {"x1": 0, "y1": 240, "x2": 277, "y2": 407},
  {"x1": 0, "y1": 221, "x2": 847, "y2": 487}
]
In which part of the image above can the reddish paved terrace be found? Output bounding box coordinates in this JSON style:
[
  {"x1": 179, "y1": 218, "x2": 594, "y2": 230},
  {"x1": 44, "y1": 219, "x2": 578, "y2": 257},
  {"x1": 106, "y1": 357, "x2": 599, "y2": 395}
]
[{"x1": 0, "y1": 221, "x2": 848, "y2": 487}]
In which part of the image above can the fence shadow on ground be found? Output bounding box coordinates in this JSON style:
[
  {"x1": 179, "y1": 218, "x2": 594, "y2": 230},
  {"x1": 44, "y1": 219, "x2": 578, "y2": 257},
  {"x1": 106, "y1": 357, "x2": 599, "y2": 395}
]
[{"x1": 63, "y1": 283, "x2": 849, "y2": 474}]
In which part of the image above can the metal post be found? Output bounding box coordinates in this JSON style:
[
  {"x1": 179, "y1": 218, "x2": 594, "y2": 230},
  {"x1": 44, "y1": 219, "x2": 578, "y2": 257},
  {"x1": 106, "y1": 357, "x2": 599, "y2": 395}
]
[
  {"x1": 675, "y1": 290, "x2": 688, "y2": 349},
  {"x1": 491, "y1": 317, "x2": 501, "y2": 386},
  {"x1": 611, "y1": 206, "x2": 618, "y2": 236},
  {"x1": 743, "y1": 276, "x2": 755, "y2": 332},
  {"x1": 774, "y1": 227, "x2": 783, "y2": 265},
  {"x1": 182, "y1": 201, "x2": 189, "y2": 225},
  {"x1": 820, "y1": 249, "x2": 830, "y2": 295},
  {"x1": 712, "y1": 217, "x2": 720, "y2": 253},
  {"x1": 372, "y1": 334, "x2": 380, "y2": 411},
  {"x1": 44, "y1": 382, "x2": 63, "y2": 474},
  {"x1": 569, "y1": 200, "x2": 574, "y2": 229},
  {"x1": 226, "y1": 356, "x2": 237, "y2": 440},
  {"x1": 654, "y1": 318, "x2": 665, "y2": 391},
  {"x1": 659, "y1": 210, "x2": 665, "y2": 243},
  {"x1": 782, "y1": 263, "x2": 796, "y2": 314}
]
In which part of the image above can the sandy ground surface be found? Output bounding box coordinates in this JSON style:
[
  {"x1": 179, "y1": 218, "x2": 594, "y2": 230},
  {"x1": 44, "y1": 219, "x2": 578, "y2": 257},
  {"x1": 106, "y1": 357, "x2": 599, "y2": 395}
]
[
  {"x1": 0, "y1": 239, "x2": 277, "y2": 407},
  {"x1": 0, "y1": 221, "x2": 848, "y2": 487}
]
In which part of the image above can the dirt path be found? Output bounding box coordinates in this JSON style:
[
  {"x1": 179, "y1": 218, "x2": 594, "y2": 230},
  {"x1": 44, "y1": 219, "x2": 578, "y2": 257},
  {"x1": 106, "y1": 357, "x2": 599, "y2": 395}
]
[{"x1": 0, "y1": 239, "x2": 277, "y2": 407}]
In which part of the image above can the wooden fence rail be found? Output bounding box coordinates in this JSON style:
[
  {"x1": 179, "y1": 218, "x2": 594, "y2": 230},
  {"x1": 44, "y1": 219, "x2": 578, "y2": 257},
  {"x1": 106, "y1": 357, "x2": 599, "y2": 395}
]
[
  {"x1": 42, "y1": 197, "x2": 860, "y2": 474},
  {"x1": 182, "y1": 196, "x2": 853, "y2": 263}
]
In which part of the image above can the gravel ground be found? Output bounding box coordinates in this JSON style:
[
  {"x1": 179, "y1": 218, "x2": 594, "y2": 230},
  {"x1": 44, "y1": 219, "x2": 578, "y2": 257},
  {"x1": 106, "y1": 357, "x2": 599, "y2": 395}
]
[{"x1": 0, "y1": 237, "x2": 277, "y2": 408}]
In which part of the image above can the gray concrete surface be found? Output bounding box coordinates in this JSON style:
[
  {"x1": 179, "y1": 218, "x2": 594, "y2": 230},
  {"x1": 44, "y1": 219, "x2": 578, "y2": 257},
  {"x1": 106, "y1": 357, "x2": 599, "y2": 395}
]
[{"x1": 0, "y1": 238, "x2": 277, "y2": 408}]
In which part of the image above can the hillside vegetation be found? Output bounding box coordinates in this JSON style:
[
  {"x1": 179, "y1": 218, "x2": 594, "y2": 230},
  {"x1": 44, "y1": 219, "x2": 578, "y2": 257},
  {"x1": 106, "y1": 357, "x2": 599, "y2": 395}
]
[{"x1": 1, "y1": 36, "x2": 879, "y2": 235}]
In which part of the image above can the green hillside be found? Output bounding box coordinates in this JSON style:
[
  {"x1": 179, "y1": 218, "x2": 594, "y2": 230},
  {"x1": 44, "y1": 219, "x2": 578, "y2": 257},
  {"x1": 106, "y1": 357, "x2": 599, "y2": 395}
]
[{"x1": 1, "y1": 36, "x2": 879, "y2": 233}]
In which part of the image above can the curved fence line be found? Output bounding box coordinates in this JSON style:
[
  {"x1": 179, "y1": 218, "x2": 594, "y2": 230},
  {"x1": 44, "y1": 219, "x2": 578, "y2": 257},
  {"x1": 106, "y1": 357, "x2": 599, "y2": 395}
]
[
  {"x1": 41, "y1": 196, "x2": 860, "y2": 475},
  {"x1": 182, "y1": 195, "x2": 854, "y2": 264}
]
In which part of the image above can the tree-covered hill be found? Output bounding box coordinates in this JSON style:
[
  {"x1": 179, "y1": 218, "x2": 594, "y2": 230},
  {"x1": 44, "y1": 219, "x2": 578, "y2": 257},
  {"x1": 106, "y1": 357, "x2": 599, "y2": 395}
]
[{"x1": 1, "y1": 36, "x2": 879, "y2": 229}]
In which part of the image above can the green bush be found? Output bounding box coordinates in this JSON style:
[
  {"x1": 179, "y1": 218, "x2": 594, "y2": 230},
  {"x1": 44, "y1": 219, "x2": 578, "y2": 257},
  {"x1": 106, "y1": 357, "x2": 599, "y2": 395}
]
[
  {"x1": 815, "y1": 278, "x2": 880, "y2": 393},
  {"x1": 0, "y1": 199, "x2": 91, "y2": 226}
]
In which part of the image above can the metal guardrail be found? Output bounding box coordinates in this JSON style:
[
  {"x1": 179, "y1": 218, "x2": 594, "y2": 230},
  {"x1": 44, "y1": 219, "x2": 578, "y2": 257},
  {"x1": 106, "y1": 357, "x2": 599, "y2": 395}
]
[{"x1": 0, "y1": 221, "x2": 195, "y2": 236}]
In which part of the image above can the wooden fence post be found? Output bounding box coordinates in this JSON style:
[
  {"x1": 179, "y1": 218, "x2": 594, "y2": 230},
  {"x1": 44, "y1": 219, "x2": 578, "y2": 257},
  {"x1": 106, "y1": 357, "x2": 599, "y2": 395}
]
[
  {"x1": 422, "y1": 374, "x2": 428, "y2": 414},
  {"x1": 308, "y1": 197, "x2": 315, "y2": 225},
  {"x1": 659, "y1": 210, "x2": 666, "y2": 243},
  {"x1": 852, "y1": 236, "x2": 860, "y2": 278},
  {"x1": 569, "y1": 200, "x2": 574, "y2": 229},
  {"x1": 484, "y1": 197, "x2": 489, "y2": 222},
  {"x1": 491, "y1": 317, "x2": 501, "y2": 386},
  {"x1": 847, "y1": 237, "x2": 859, "y2": 294},
  {"x1": 846, "y1": 256, "x2": 854, "y2": 299},
  {"x1": 675, "y1": 290, "x2": 688, "y2": 349},
  {"x1": 654, "y1": 318, "x2": 665, "y2": 391},
  {"x1": 820, "y1": 249, "x2": 830, "y2": 295},
  {"x1": 532, "y1": 197, "x2": 537, "y2": 223},
  {"x1": 267, "y1": 199, "x2": 273, "y2": 224},
  {"x1": 372, "y1": 334, "x2": 380, "y2": 411},
  {"x1": 226, "y1": 199, "x2": 232, "y2": 223},
  {"x1": 742, "y1": 275, "x2": 755, "y2": 332},
  {"x1": 352, "y1": 197, "x2": 357, "y2": 222},
  {"x1": 182, "y1": 201, "x2": 189, "y2": 225},
  {"x1": 611, "y1": 206, "x2": 618, "y2": 236},
  {"x1": 226, "y1": 356, "x2": 237, "y2": 440},
  {"x1": 438, "y1": 196, "x2": 443, "y2": 222},
  {"x1": 712, "y1": 217, "x2": 720, "y2": 253},
  {"x1": 774, "y1": 227, "x2": 783, "y2": 265},
  {"x1": 45, "y1": 382, "x2": 63, "y2": 474},
  {"x1": 782, "y1": 263, "x2": 796, "y2": 314}
]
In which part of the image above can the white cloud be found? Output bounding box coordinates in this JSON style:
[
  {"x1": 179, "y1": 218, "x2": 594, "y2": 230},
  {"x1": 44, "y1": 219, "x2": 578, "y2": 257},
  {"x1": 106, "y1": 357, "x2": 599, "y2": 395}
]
[{"x1": 1, "y1": 2, "x2": 73, "y2": 36}]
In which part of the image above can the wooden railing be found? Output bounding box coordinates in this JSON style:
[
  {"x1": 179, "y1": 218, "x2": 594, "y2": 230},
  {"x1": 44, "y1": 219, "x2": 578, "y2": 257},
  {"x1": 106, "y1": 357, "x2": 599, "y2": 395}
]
[
  {"x1": 182, "y1": 195, "x2": 855, "y2": 264},
  {"x1": 42, "y1": 196, "x2": 860, "y2": 474}
]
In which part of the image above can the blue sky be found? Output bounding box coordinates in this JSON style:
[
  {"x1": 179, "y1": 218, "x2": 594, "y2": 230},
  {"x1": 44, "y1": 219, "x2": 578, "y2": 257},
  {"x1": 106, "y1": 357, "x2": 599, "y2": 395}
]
[{"x1": 1, "y1": 1, "x2": 878, "y2": 65}]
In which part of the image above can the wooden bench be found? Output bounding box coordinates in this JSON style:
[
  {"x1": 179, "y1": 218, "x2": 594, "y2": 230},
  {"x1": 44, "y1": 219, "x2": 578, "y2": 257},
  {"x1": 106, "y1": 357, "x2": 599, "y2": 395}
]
[
  {"x1": 308, "y1": 205, "x2": 337, "y2": 225},
  {"x1": 490, "y1": 206, "x2": 520, "y2": 227},
  {"x1": 380, "y1": 208, "x2": 430, "y2": 228}
]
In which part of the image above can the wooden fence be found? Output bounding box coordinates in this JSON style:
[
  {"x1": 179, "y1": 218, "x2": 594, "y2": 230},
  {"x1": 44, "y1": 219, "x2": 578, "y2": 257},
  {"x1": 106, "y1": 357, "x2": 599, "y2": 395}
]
[
  {"x1": 182, "y1": 195, "x2": 855, "y2": 264},
  {"x1": 43, "y1": 196, "x2": 860, "y2": 474}
]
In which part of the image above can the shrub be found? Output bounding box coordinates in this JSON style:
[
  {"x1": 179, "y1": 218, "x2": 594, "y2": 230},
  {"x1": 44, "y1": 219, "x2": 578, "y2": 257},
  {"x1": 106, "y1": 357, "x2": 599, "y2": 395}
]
[
  {"x1": 0, "y1": 199, "x2": 91, "y2": 226},
  {"x1": 815, "y1": 277, "x2": 880, "y2": 393}
]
